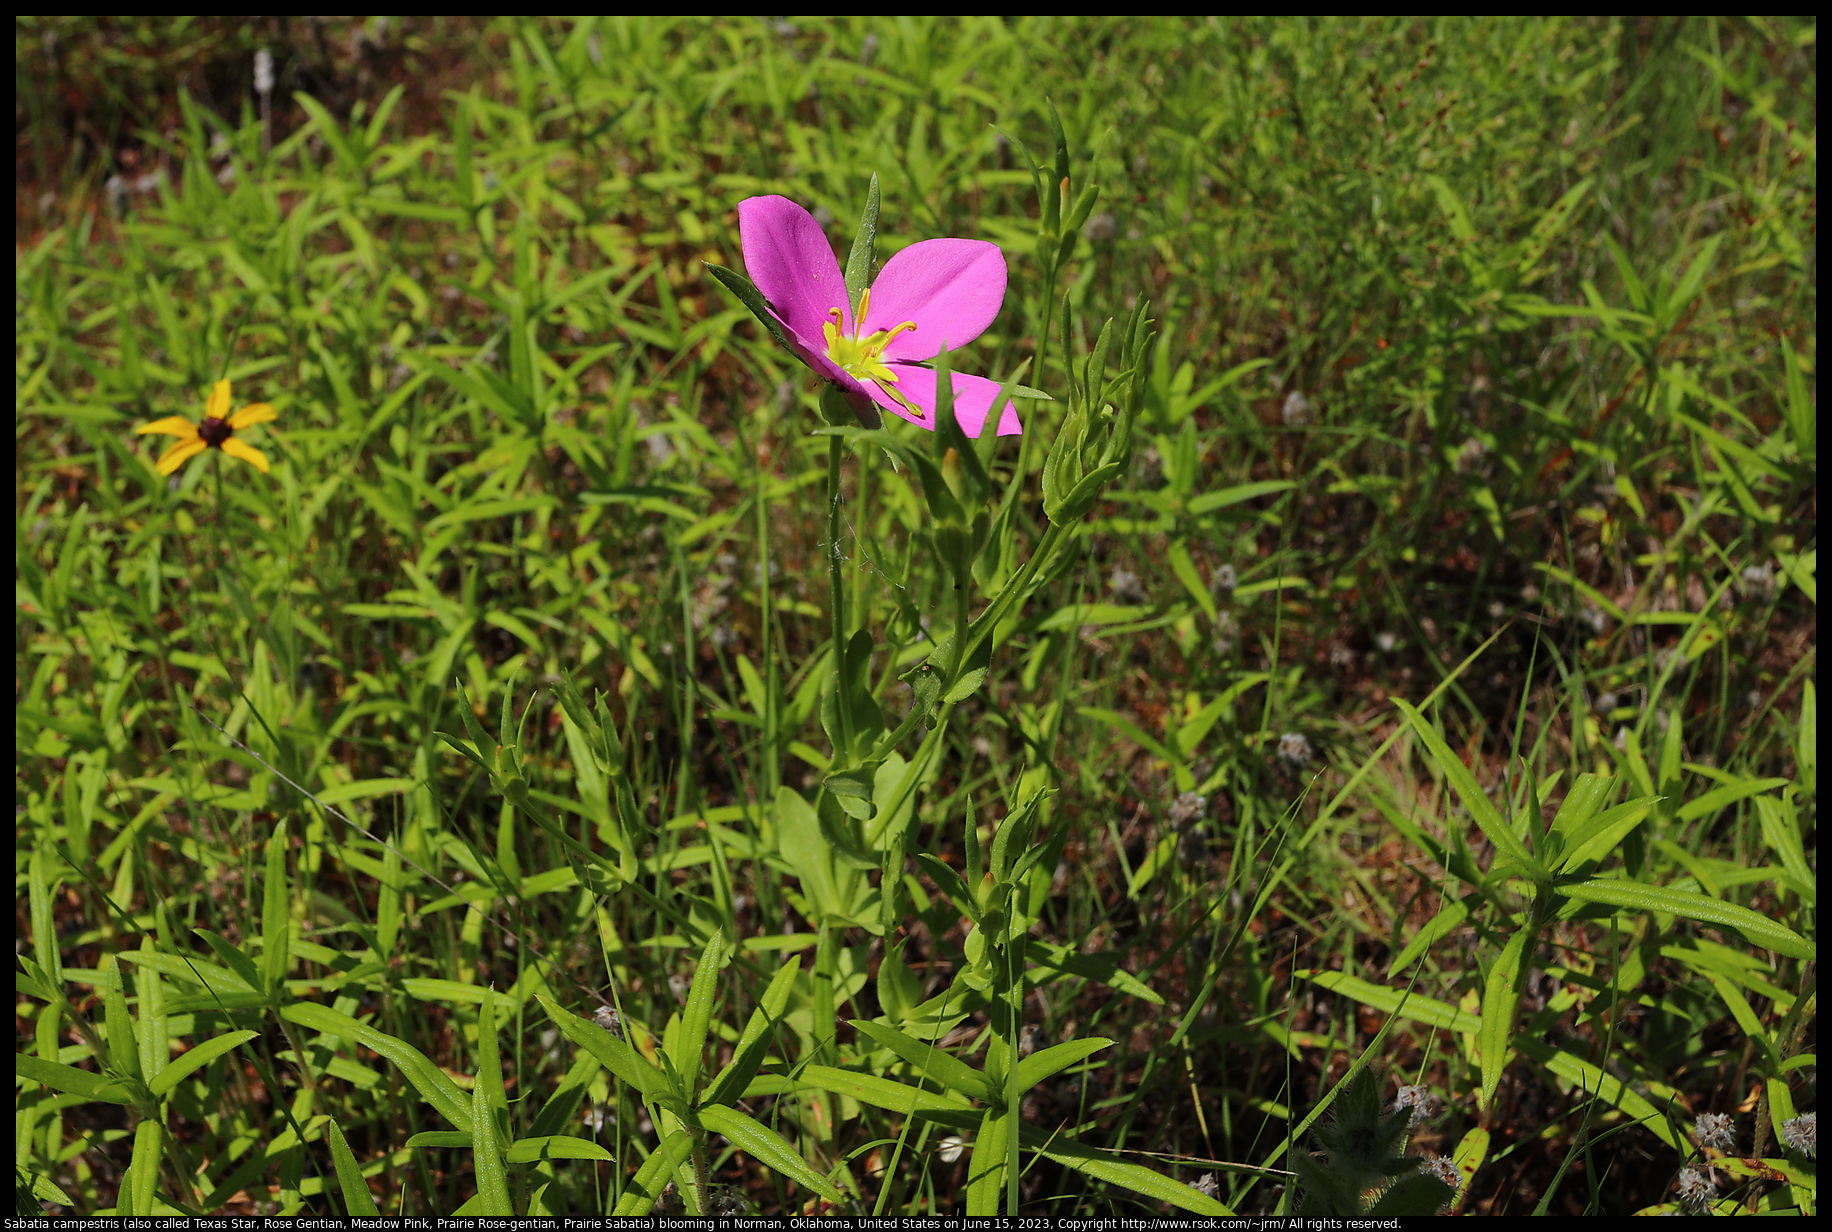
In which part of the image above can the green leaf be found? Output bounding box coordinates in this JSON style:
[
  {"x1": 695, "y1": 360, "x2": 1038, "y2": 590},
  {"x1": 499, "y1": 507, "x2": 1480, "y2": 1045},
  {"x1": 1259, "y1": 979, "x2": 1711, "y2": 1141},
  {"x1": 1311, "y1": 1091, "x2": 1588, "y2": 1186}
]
[
  {"x1": 1187, "y1": 478, "x2": 1298, "y2": 515},
  {"x1": 1753, "y1": 795, "x2": 1814, "y2": 905},
  {"x1": 794, "y1": 1064, "x2": 976, "y2": 1126},
  {"x1": 103, "y1": 965, "x2": 139, "y2": 1082},
  {"x1": 777, "y1": 787, "x2": 843, "y2": 920},
  {"x1": 505, "y1": 1136, "x2": 614, "y2": 1163},
  {"x1": 124, "y1": 1120, "x2": 161, "y2": 1217},
  {"x1": 705, "y1": 262, "x2": 802, "y2": 372},
  {"x1": 851, "y1": 1019, "x2": 993, "y2": 1102},
  {"x1": 1558, "y1": 881, "x2": 1812, "y2": 959},
  {"x1": 1021, "y1": 1122, "x2": 1231, "y2": 1214},
  {"x1": 672, "y1": 929, "x2": 727, "y2": 1100},
  {"x1": 703, "y1": 957, "x2": 800, "y2": 1109},
  {"x1": 327, "y1": 1117, "x2": 382, "y2": 1216},
  {"x1": 1395, "y1": 699, "x2": 1546, "y2": 880},
  {"x1": 1544, "y1": 773, "x2": 1616, "y2": 862},
  {"x1": 15, "y1": 1055, "x2": 138, "y2": 1105},
  {"x1": 915, "y1": 852, "x2": 980, "y2": 924},
  {"x1": 699, "y1": 1104, "x2": 844, "y2": 1204},
  {"x1": 843, "y1": 174, "x2": 881, "y2": 311},
  {"x1": 147, "y1": 1030, "x2": 258, "y2": 1099},
  {"x1": 1512, "y1": 1037, "x2": 1685, "y2": 1151},
  {"x1": 1298, "y1": 971, "x2": 1481, "y2": 1033},
  {"x1": 1478, "y1": 929, "x2": 1531, "y2": 1112},
  {"x1": 1077, "y1": 706, "x2": 1176, "y2": 765},
  {"x1": 1030, "y1": 942, "x2": 1164, "y2": 1005},
  {"x1": 260, "y1": 820, "x2": 291, "y2": 995},
  {"x1": 875, "y1": 941, "x2": 922, "y2": 1024},
  {"x1": 612, "y1": 1130, "x2": 695, "y2": 1215},
  {"x1": 1555, "y1": 795, "x2": 1660, "y2": 873},
  {"x1": 1015, "y1": 1038, "x2": 1112, "y2": 1095},
  {"x1": 534, "y1": 995, "x2": 677, "y2": 1107},
  {"x1": 1165, "y1": 539, "x2": 1216, "y2": 622},
  {"x1": 965, "y1": 1105, "x2": 1010, "y2": 1215},
  {"x1": 283, "y1": 1003, "x2": 472, "y2": 1134}
]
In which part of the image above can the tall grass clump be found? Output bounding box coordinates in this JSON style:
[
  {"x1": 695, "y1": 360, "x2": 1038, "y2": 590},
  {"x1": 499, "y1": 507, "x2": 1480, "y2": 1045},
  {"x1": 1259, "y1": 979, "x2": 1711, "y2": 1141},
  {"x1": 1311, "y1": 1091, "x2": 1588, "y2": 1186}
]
[{"x1": 17, "y1": 16, "x2": 1814, "y2": 1218}]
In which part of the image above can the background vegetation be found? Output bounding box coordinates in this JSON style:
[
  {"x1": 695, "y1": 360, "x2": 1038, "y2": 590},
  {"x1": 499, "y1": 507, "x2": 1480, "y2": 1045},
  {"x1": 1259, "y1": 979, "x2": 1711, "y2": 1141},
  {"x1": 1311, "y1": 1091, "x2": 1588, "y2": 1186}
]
[{"x1": 16, "y1": 15, "x2": 1816, "y2": 1217}]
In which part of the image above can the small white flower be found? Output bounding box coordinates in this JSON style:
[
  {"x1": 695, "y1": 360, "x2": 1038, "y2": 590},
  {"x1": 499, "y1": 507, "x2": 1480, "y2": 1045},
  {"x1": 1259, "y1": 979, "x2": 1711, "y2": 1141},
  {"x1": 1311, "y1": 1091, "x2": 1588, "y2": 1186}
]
[
  {"x1": 1277, "y1": 732, "x2": 1311, "y2": 764},
  {"x1": 1694, "y1": 1112, "x2": 1736, "y2": 1152},
  {"x1": 1281, "y1": 390, "x2": 1312, "y2": 426},
  {"x1": 591, "y1": 1006, "x2": 624, "y2": 1040},
  {"x1": 1394, "y1": 1084, "x2": 1433, "y2": 1128},
  {"x1": 1737, "y1": 562, "x2": 1777, "y2": 602},
  {"x1": 938, "y1": 1135, "x2": 965, "y2": 1163},
  {"x1": 1674, "y1": 1165, "x2": 1717, "y2": 1212},
  {"x1": 1453, "y1": 436, "x2": 1490, "y2": 474},
  {"x1": 1780, "y1": 1112, "x2": 1816, "y2": 1157},
  {"x1": 1169, "y1": 791, "x2": 1207, "y2": 827}
]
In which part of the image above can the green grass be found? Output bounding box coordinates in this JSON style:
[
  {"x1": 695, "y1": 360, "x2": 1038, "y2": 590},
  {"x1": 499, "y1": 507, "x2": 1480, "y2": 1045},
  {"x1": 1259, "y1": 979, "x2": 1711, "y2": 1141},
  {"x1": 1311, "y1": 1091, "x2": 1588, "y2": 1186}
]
[{"x1": 15, "y1": 16, "x2": 1816, "y2": 1218}]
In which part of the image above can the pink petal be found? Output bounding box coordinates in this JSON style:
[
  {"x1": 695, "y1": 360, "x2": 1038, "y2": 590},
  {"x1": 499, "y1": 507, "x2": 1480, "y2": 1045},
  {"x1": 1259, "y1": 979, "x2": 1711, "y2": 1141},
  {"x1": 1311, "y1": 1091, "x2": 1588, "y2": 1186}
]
[
  {"x1": 867, "y1": 365, "x2": 1023, "y2": 437},
  {"x1": 863, "y1": 239, "x2": 1006, "y2": 364},
  {"x1": 738, "y1": 196, "x2": 850, "y2": 349}
]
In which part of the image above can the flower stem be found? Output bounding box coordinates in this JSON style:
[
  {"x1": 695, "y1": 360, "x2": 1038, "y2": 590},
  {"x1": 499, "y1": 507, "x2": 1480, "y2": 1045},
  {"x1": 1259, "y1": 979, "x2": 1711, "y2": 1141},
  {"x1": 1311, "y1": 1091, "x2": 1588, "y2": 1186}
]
[
  {"x1": 827, "y1": 432, "x2": 854, "y2": 762},
  {"x1": 755, "y1": 429, "x2": 779, "y2": 798}
]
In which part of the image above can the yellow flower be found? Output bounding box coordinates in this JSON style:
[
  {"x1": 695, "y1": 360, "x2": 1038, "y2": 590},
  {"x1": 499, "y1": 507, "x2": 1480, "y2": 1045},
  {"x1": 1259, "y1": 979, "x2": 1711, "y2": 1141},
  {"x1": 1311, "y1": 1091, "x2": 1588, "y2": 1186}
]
[{"x1": 136, "y1": 379, "x2": 278, "y2": 475}]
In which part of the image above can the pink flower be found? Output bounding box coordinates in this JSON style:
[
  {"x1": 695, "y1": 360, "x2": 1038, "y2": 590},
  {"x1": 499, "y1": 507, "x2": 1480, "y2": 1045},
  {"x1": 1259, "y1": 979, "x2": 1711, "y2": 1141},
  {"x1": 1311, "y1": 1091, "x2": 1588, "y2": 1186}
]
[{"x1": 737, "y1": 195, "x2": 1021, "y2": 437}]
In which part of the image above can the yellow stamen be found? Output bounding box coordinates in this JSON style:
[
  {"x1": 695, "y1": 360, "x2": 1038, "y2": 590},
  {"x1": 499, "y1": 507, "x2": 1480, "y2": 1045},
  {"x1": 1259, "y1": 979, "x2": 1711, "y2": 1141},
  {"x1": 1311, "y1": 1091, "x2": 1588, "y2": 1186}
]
[{"x1": 822, "y1": 287, "x2": 920, "y2": 415}]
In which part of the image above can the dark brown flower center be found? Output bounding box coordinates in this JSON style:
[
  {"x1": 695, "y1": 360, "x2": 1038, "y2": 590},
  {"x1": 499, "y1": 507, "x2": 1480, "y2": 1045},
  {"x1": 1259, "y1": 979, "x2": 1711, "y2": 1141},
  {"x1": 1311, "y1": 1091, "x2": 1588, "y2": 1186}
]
[{"x1": 197, "y1": 416, "x2": 233, "y2": 447}]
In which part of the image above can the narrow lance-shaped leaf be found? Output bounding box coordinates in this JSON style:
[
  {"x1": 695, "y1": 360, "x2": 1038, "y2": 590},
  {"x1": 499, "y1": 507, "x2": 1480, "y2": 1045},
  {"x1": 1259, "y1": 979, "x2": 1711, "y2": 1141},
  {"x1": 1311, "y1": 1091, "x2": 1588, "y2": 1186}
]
[
  {"x1": 1395, "y1": 699, "x2": 1546, "y2": 881},
  {"x1": 261, "y1": 819, "x2": 291, "y2": 996},
  {"x1": 328, "y1": 1117, "x2": 383, "y2": 1216},
  {"x1": 612, "y1": 1130, "x2": 696, "y2": 1216},
  {"x1": 535, "y1": 994, "x2": 678, "y2": 1108},
  {"x1": 851, "y1": 1019, "x2": 993, "y2": 1103},
  {"x1": 965, "y1": 1105, "x2": 1010, "y2": 1216},
  {"x1": 673, "y1": 929, "x2": 727, "y2": 1100},
  {"x1": 1559, "y1": 880, "x2": 1812, "y2": 959},
  {"x1": 469, "y1": 1075, "x2": 513, "y2": 1215},
  {"x1": 1477, "y1": 928, "x2": 1531, "y2": 1112},
  {"x1": 699, "y1": 1104, "x2": 845, "y2": 1205},
  {"x1": 703, "y1": 956, "x2": 800, "y2": 1108}
]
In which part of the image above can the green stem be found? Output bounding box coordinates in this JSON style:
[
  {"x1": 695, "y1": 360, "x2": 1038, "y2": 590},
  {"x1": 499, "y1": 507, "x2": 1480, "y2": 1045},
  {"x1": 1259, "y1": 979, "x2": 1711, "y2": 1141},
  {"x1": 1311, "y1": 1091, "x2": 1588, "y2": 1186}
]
[
  {"x1": 944, "y1": 560, "x2": 972, "y2": 686},
  {"x1": 950, "y1": 518, "x2": 1069, "y2": 690},
  {"x1": 810, "y1": 920, "x2": 839, "y2": 1142},
  {"x1": 813, "y1": 921, "x2": 837, "y2": 1065},
  {"x1": 1000, "y1": 264, "x2": 1061, "y2": 587},
  {"x1": 689, "y1": 1129, "x2": 713, "y2": 1214},
  {"x1": 755, "y1": 429, "x2": 779, "y2": 798},
  {"x1": 1004, "y1": 932, "x2": 1024, "y2": 1216},
  {"x1": 828, "y1": 433, "x2": 853, "y2": 762}
]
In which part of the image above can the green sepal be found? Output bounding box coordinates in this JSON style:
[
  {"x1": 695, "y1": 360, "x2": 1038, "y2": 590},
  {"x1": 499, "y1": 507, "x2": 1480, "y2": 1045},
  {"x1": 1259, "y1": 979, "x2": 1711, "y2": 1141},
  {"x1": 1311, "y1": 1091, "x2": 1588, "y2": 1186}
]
[
  {"x1": 843, "y1": 174, "x2": 881, "y2": 311},
  {"x1": 705, "y1": 262, "x2": 800, "y2": 364}
]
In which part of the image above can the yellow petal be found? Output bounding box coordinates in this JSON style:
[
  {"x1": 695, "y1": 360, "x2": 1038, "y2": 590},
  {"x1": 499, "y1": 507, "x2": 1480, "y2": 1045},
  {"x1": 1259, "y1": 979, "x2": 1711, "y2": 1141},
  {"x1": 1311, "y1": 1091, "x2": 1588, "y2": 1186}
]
[
  {"x1": 228, "y1": 402, "x2": 277, "y2": 429},
  {"x1": 206, "y1": 379, "x2": 233, "y2": 420},
  {"x1": 220, "y1": 437, "x2": 271, "y2": 474},
  {"x1": 155, "y1": 438, "x2": 208, "y2": 475},
  {"x1": 136, "y1": 416, "x2": 200, "y2": 439}
]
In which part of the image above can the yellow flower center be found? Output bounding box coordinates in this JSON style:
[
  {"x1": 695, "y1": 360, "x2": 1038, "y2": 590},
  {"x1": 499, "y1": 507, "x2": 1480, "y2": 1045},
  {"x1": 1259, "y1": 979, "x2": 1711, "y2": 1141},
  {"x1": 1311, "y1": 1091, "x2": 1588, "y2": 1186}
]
[{"x1": 822, "y1": 288, "x2": 921, "y2": 416}]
